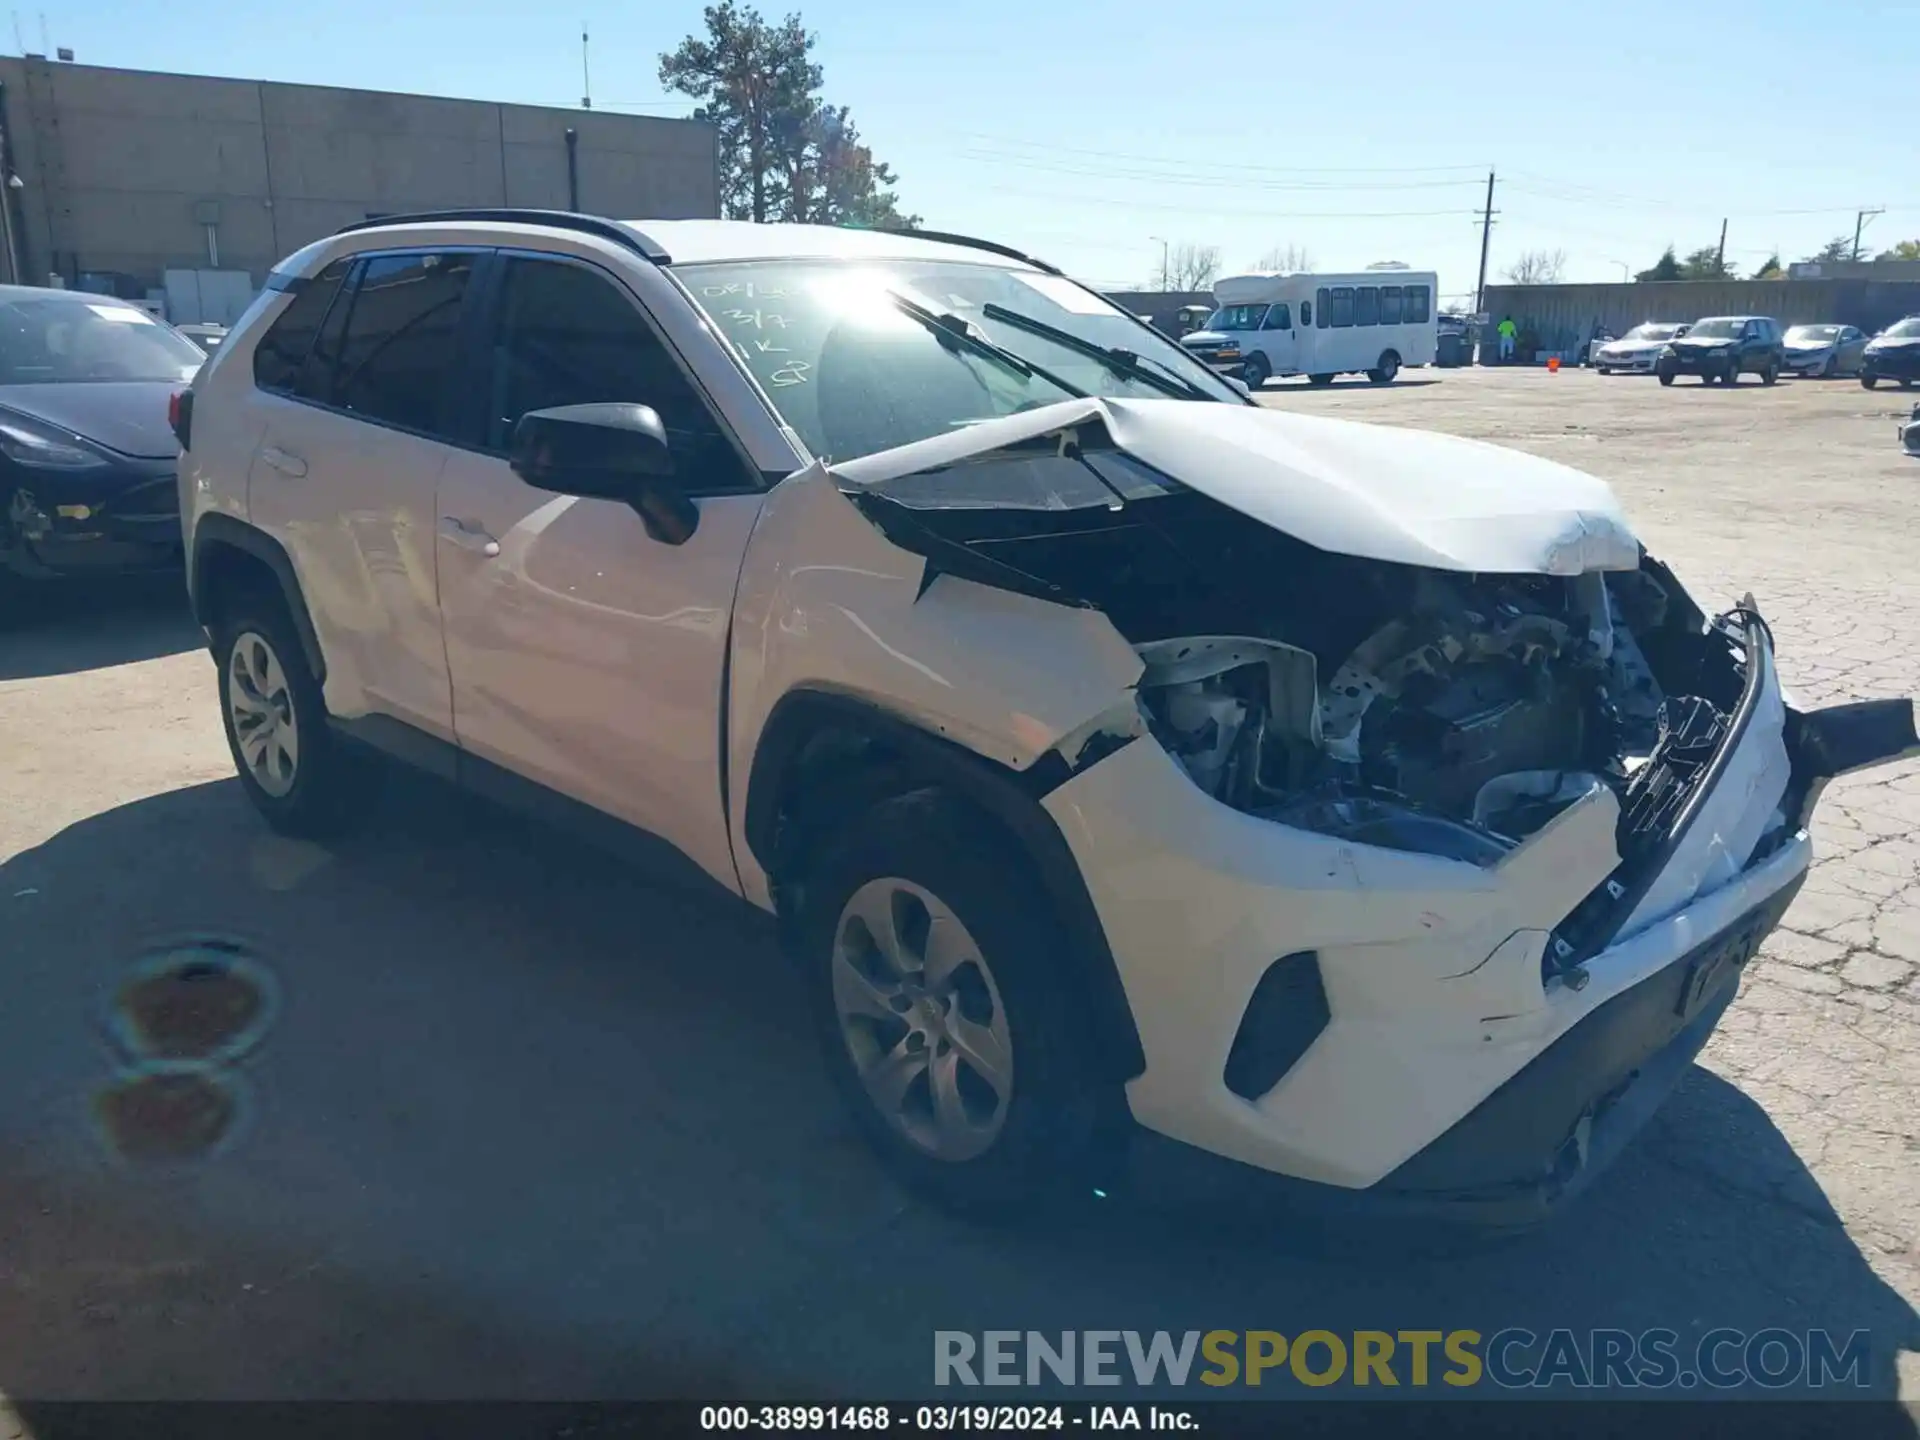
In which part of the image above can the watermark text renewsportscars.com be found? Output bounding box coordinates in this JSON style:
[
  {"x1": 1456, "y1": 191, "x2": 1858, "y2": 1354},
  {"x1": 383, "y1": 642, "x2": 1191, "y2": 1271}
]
[{"x1": 934, "y1": 1329, "x2": 1872, "y2": 1390}]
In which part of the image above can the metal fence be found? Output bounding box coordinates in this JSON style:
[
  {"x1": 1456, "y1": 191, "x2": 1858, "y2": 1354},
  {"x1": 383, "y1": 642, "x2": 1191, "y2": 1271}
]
[{"x1": 1484, "y1": 279, "x2": 1920, "y2": 359}]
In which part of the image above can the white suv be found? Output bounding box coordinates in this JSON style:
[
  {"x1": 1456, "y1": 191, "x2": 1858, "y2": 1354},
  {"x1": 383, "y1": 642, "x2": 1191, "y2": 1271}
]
[{"x1": 176, "y1": 210, "x2": 1917, "y2": 1226}]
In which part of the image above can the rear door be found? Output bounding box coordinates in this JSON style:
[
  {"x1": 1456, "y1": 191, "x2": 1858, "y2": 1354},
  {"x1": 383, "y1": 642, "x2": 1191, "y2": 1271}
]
[{"x1": 246, "y1": 249, "x2": 480, "y2": 737}]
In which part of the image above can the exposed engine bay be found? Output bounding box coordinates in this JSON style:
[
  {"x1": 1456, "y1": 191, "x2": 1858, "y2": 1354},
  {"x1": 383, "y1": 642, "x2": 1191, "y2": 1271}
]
[
  {"x1": 840, "y1": 433, "x2": 1758, "y2": 949},
  {"x1": 1133, "y1": 561, "x2": 1738, "y2": 867}
]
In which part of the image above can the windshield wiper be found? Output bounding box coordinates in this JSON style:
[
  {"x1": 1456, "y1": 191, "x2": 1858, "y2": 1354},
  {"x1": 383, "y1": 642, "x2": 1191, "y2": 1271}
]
[
  {"x1": 881, "y1": 291, "x2": 1088, "y2": 400},
  {"x1": 980, "y1": 303, "x2": 1224, "y2": 402}
]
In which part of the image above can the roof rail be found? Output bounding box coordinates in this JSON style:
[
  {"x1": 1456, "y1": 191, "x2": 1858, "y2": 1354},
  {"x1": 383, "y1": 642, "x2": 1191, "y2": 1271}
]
[
  {"x1": 332, "y1": 208, "x2": 672, "y2": 263},
  {"x1": 879, "y1": 226, "x2": 1063, "y2": 276}
]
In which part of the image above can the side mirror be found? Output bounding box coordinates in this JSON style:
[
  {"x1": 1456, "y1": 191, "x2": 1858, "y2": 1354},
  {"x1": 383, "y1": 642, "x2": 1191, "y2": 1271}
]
[
  {"x1": 1224, "y1": 375, "x2": 1252, "y2": 398},
  {"x1": 510, "y1": 402, "x2": 699, "y2": 546}
]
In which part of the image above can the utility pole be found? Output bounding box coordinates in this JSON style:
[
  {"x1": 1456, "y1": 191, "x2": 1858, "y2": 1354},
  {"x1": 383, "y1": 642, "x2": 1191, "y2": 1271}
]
[
  {"x1": 581, "y1": 24, "x2": 592, "y2": 109},
  {"x1": 1149, "y1": 234, "x2": 1169, "y2": 291},
  {"x1": 1852, "y1": 206, "x2": 1884, "y2": 261},
  {"x1": 1472, "y1": 169, "x2": 1496, "y2": 316},
  {"x1": 1715, "y1": 217, "x2": 1727, "y2": 276}
]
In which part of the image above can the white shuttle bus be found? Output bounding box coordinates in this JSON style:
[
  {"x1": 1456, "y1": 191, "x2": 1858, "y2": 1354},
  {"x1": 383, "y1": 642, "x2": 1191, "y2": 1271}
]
[{"x1": 1181, "y1": 269, "x2": 1439, "y2": 388}]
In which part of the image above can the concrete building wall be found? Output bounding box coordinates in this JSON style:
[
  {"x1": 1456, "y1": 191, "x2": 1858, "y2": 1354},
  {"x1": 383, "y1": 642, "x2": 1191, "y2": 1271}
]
[
  {"x1": 0, "y1": 57, "x2": 718, "y2": 293},
  {"x1": 1484, "y1": 279, "x2": 1920, "y2": 357}
]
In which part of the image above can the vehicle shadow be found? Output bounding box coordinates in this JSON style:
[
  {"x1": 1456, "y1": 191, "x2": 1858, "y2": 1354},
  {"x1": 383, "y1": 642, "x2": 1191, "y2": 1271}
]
[
  {"x1": 1, "y1": 774, "x2": 1914, "y2": 1407},
  {"x1": 0, "y1": 574, "x2": 201, "y2": 682},
  {"x1": 1265, "y1": 377, "x2": 1445, "y2": 391}
]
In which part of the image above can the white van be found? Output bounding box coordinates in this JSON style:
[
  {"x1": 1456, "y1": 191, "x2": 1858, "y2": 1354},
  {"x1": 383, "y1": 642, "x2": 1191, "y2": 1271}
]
[{"x1": 1181, "y1": 270, "x2": 1439, "y2": 388}]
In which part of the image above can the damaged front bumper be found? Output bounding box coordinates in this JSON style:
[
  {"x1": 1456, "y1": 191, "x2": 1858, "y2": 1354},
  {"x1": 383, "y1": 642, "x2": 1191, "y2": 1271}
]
[
  {"x1": 1042, "y1": 615, "x2": 1919, "y2": 1223},
  {"x1": 2, "y1": 465, "x2": 183, "y2": 579}
]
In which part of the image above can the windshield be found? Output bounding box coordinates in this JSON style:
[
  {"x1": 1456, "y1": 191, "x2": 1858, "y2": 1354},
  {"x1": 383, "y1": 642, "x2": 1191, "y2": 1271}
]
[
  {"x1": 0, "y1": 298, "x2": 204, "y2": 384},
  {"x1": 1624, "y1": 323, "x2": 1682, "y2": 342},
  {"x1": 1686, "y1": 319, "x2": 1743, "y2": 340},
  {"x1": 1206, "y1": 304, "x2": 1269, "y2": 332},
  {"x1": 1883, "y1": 317, "x2": 1920, "y2": 339},
  {"x1": 1787, "y1": 325, "x2": 1841, "y2": 343},
  {"x1": 674, "y1": 258, "x2": 1243, "y2": 463}
]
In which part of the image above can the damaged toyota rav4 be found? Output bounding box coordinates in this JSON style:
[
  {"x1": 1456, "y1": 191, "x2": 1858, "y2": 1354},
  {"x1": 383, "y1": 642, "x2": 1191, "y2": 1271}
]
[{"x1": 178, "y1": 215, "x2": 1919, "y2": 1229}]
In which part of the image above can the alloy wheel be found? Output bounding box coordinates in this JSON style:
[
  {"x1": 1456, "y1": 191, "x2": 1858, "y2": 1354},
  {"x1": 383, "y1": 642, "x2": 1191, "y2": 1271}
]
[
  {"x1": 830, "y1": 877, "x2": 1013, "y2": 1162},
  {"x1": 227, "y1": 631, "x2": 299, "y2": 798}
]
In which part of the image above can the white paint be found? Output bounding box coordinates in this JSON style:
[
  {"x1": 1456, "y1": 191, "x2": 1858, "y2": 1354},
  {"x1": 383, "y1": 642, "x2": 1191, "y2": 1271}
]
[
  {"x1": 832, "y1": 397, "x2": 1641, "y2": 576},
  {"x1": 1043, "y1": 728, "x2": 1811, "y2": 1189},
  {"x1": 726, "y1": 465, "x2": 1144, "y2": 909}
]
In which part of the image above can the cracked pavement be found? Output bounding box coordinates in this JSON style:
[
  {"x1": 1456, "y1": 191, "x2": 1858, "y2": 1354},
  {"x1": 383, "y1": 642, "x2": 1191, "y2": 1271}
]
[{"x1": 0, "y1": 366, "x2": 1915, "y2": 1407}]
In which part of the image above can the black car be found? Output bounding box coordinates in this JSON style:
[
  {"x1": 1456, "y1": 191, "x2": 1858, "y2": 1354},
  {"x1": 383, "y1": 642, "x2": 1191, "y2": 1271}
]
[
  {"x1": 0, "y1": 285, "x2": 202, "y2": 581},
  {"x1": 1861, "y1": 315, "x2": 1920, "y2": 390},
  {"x1": 1656, "y1": 315, "x2": 1784, "y2": 386}
]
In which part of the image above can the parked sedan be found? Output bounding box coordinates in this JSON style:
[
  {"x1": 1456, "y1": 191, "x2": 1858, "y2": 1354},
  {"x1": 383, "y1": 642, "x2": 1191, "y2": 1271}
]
[
  {"x1": 1861, "y1": 315, "x2": 1920, "y2": 390},
  {"x1": 1782, "y1": 323, "x2": 1867, "y2": 378},
  {"x1": 1593, "y1": 322, "x2": 1690, "y2": 374},
  {"x1": 0, "y1": 285, "x2": 203, "y2": 581}
]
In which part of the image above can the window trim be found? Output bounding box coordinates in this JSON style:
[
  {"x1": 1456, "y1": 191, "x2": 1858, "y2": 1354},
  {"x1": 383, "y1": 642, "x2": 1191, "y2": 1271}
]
[
  {"x1": 1378, "y1": 284, "x2": 1404, "y2": 326},
  {"x1": 1353, "y1": 285, "x2": 1379, "y2": 327},
  {"x1": 1314, "y1": 290, "x2": 1329, "y2": 329},
  {"x1": 1328, "y1": 286, "x2": 1354, "y2": 328},
  {"x1": 462, "y1": 246, "x2": 768, "y2": 497},
  {"x1": 254, "y1": 245, "x2": 490, "y2": 451}
]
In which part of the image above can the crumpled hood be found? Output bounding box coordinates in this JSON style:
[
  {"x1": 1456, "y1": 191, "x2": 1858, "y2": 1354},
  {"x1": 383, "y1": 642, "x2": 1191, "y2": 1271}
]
[{"x1": 830, "y1": 397, "x2": 1641, "y2": 576}]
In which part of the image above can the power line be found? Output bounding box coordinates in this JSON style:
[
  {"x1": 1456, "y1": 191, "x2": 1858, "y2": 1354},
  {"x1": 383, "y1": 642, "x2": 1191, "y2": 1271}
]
[
  {"x1": 977, "y1": 186, "x2": 1481, "y2": 220},
  {"x1": 953, "y1": 151, "x2": 1487, "y2": 192},
  {"x1": 960, "y1": 133, "x2": 1489, "y2": 176}
]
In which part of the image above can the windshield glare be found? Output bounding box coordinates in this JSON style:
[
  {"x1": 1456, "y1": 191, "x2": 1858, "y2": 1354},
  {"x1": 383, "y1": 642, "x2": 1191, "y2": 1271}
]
[
  {"x1": 0, "y1": 298, "x2": 204, "y2": 383},
  {"x1": 1624, "y1": 324, "x2": 1681, "y2": 342},
  {"x1": 1687, "y1": 319, "x2": 1742, "y2": 340},
  {"x1": 675, "y1": 259, "x2": 1242, "y2": 463},
  {"x1": 1883, "y1": 317, "x2": 1920, "y2": 339},
  {"x1": 1787, "y1": 325, "x2": 1840, "y2": 342},
  {"x1": 1206, "y1": 304, "x2": 1268, "y2": 332}
]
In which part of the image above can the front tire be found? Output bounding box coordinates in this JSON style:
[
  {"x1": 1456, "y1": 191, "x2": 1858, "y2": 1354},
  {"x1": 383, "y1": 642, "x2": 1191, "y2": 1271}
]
[
  {"x1": 1761, "y1": 360, "x2": 1779, "y2": 386},
  {"x1": 1861, "y1": 373, "x2": 1879, "y2": 389},
  {"x1": 1240, "y1": 352, "x2": 1271, "y2": 390},
  {"x1": 214, "y1": 603, "x2": 360, "y2": 838},
  {"x1": 1657, "y1": 365, "x2": 1676, "y2": 386},
  {"x1": 1367, "y1": 351, "x2": 1400, "y2": 384},
  {"x1": 1596, "y1": 366, "x2": 1611, "y2": 376},
  {"x1": 798, "y1": 791, "x2": 1104, "y2": 1216}
]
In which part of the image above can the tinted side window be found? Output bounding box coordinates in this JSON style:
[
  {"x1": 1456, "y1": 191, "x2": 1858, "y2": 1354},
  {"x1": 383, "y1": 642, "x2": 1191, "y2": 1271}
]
[
  {"x1": 1328, "y1": 288, "x2": 1354, "y2": 327},
  {"x1": 486, "y1": 256, "x2": 749, "y2": 492},
  {"x1": 318, "y1": 252, "x2": 477, "y2": 437},
  {"x1": 1405, "y1": 285, "x2": 1431, "y2": 324},
  {"x1": 1379, "y1": 285, "x2": 1404, "y2": 325},
  {"x1": 1354, "y1": 287, "x2": 1379, "y2": 327},
  {"x1": 252, "y1": 260, "x2": 349, "y2": 393},
  {"x1": 1314, "y1": 290, "x2": 1328, "y2": 329},
  {"x1": 1262, "y1": 303, "x2": 1291, "y2": 331}
]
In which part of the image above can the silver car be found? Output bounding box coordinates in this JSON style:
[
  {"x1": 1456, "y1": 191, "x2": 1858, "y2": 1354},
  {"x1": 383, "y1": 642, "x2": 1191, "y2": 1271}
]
[
  {"x1": 1782, "y1": 323, "x2": 1867, "y2": 378},
  {"x1": 1593, "y1": 322, "x2": 1689, "y2": 374}
]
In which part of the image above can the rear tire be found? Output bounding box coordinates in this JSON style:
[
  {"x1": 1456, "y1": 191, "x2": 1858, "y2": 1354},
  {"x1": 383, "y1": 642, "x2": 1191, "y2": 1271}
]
[
  {"x1": 1761, "y1": 360, "x2": 1779, "y2": 386},
  {"x1": 1902, "y1": 378, "x2": 1916, "y2": 390},
  {"x1": 1861, "y1": 373, "x2": 1878, "y2": 389},
  {"x1": 1307, "y1": 373, "x2": 1335, "y2": 387},
  {"x1": 1596, "y1": 366, "x2": 1612, "y2": 376},
  {"x1": 796, "y1": 791, "x2": 1107, "y2": 1217},
  {"x1": 1367, "y1": 351, "x2": 1400, "y2": 384},
  {"x1": 1240, "y1": 352, "x2": 1271, "y2": 390},
  {"x1": 213, "y1": 600, "x2": 362, "y2": 839}
]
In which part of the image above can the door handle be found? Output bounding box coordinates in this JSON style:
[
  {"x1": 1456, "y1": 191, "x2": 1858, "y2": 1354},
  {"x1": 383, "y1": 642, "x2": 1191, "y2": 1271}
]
[
  {"x1": 259, "y1": 445, "x2": 307, "y2": 478},
  {"x1": 438, "y1": 516, "x2": 500, "y2": 558}
]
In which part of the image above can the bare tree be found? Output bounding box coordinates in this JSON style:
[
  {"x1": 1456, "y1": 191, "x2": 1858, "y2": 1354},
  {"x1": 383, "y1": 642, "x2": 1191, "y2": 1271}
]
[
  {"x1": 1165, "y1": 242, "x2": 1222, "y2": 292},
  {"x1": 1255, "y1": 242, "x2": 1313, "y2": 273},
  {"x1": 1502, "y1": 248, "x2": 1567, "y2": 286}
]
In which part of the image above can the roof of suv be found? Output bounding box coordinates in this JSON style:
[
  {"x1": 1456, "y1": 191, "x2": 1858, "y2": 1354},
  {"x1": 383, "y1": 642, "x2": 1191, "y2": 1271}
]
[{"x1": 627, "y1": 219, "x2": 1043, "y2": 269}]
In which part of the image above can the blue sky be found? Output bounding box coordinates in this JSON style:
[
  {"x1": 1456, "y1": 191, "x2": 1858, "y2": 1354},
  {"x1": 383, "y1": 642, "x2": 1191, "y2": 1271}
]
[{"x1": 28, "y1": 0, "x2": 1917, "y2": 301}]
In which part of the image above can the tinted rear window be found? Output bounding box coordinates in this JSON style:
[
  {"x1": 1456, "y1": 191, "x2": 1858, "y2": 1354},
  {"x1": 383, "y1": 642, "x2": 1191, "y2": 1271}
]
[{"x1": 252, "y1": 260, "x2": 349, "y2": 393}]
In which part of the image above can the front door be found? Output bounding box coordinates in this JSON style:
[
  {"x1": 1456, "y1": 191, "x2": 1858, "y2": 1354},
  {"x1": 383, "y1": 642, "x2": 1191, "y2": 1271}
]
[
  {"x1": 433, "y1": 251, "x2": 766, "y2": 892},
  {"x1": 246, "y1": 250, "x2": 480, "y2": 738},
  {"x1": 1257, "y1": 300, "x2": 1299, "y2": 375}
]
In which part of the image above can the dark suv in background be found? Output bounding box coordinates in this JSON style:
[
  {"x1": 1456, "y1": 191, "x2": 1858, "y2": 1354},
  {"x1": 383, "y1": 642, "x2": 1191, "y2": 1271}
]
[{"x1": 1657, "y1": 315, "x2": 1784, "y2": 386}]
